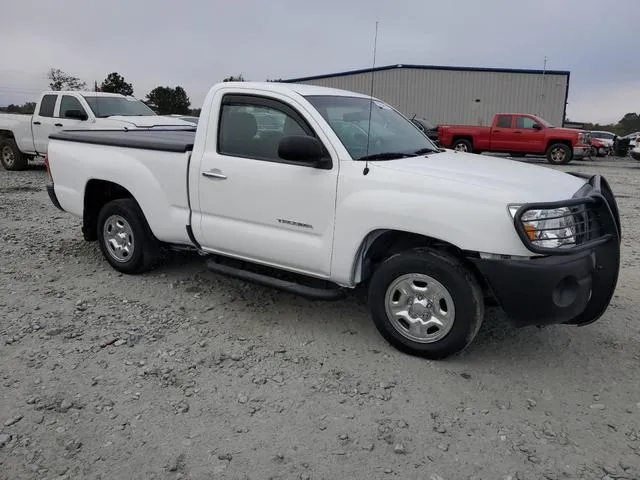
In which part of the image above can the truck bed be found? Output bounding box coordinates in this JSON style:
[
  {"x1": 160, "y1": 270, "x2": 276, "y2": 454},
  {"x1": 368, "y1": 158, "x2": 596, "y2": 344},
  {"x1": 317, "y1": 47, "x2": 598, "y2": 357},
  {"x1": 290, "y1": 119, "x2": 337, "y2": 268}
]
[{"x1": 49, "y1": 129, "x2": 196, "y2": 153}]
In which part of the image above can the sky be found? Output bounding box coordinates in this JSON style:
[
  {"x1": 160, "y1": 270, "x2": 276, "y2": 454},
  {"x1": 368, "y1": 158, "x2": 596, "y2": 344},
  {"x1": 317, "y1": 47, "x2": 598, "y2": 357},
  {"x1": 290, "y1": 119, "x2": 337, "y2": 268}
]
[{"x1": 1, "y1": 0, "x2": 638, "y2": 124}]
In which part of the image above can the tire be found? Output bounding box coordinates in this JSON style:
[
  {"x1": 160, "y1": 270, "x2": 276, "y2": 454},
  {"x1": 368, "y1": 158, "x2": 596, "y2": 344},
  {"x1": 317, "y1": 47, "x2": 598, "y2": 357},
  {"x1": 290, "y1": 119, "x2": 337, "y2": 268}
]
[
  {"x1": 452, "y1": 138, "x2": 472, "y2": 153},
  {"x1": 546, "y1": 143, "x2": 572, "y2": 165},
  {"x1": 0, "y1": 138, "x2": 29, "y2": 171},
  {"x1": 96, "y1": 198, "x2": 160, "y2": 274},
  {"x1": 367, "y1": 247, "x2": 484, "y2": 359}
]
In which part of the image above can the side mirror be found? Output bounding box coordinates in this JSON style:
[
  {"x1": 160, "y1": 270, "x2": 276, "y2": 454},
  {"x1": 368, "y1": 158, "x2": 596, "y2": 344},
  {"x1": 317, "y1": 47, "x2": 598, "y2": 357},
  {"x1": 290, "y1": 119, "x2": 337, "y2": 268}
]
[
  {"x1": 532, "y1": 123, "x2": 542, "y2": 130},
  {"x1": 278, "y1": 135, "x2": 331, "y2": 169},
  {"x1": 64, "y1": 109, "x2": 88, "y2": 121}
]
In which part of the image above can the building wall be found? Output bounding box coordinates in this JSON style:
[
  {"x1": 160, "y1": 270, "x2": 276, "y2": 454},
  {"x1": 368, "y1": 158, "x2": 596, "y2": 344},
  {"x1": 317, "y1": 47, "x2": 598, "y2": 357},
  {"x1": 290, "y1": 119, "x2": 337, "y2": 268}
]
[{"x1": 292, "y1": 67, "x2": 569, "y2": 127}]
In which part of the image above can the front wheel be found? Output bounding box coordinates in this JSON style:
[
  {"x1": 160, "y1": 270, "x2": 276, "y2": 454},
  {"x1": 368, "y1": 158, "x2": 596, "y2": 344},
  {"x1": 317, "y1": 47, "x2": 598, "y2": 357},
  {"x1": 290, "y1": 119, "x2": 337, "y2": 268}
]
[
  {"x1": 367, "y1": 248, "x2": 484, "y2": 359},
  {"x1": 97, "y1": 198, "x2": 160, "y2": 274},
  {"x1": 546, "y1": 143, "x2": 572, "y2": 164}
]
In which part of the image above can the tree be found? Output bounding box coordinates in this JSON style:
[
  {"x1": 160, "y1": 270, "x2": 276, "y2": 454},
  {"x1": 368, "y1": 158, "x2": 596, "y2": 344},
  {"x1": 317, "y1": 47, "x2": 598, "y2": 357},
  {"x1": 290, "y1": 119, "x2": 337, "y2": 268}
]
[
  {"x1": 100, "y1": 72, "x2": 134, "y2": 96},
  {"x1": 145, "y1": 86, "x2": 191, "y2": 115},
  {"x1": 47, "y1": 68, "x2": 86, "y2": 91},
  {"x1": 223, "y1": 74, "x2": 244, "y2": 82},
  {"x1": 189, "y1": 108, "x2": 201, "y2": 117},
  {"x1": 0, "y1": 102, "x2": 36, "y2": 114}
]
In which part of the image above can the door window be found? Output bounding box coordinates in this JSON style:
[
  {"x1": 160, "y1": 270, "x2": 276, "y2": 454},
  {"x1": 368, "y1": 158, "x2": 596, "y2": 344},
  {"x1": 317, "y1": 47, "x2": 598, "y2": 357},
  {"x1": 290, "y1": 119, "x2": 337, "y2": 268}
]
[
  {"x1": 516, "y1": 116, "x2": 539, "y2": 129},
  {"x1": 59, "y1": 95, "x2": 87, "y2": 119},
  {"x1": 495, "y1": 115, "x2": 512, "y2": 128},
  {"x1": 38, "y1": 95, "x2": 57, "y2": 117},
  {"x1": 218, "y1": 98, "x2": 315, "y2": 163}
]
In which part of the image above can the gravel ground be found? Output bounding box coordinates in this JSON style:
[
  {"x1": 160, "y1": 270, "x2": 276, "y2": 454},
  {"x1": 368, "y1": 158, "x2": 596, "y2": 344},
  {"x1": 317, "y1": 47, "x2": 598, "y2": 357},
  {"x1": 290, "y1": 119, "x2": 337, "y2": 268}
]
[{"x1": 1, "y1": 155, "x2": 639, "y2": 480}]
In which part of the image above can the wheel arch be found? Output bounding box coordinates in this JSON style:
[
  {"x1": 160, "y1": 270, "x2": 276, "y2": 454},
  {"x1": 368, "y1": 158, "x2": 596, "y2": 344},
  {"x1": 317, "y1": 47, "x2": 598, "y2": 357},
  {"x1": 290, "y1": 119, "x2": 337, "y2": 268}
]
[
  {"x1": 0, "y1": 129, "x2": 16, "y2": 141},
  {"x1": 351, "y1": 228, "x2": 489, "y2": 293},
  {"x1": 452, "y1": 135, "x2": 474, "y2": 148},
  {"x1": 83, "y1": 179, "x2": 137, "y2": 241}
]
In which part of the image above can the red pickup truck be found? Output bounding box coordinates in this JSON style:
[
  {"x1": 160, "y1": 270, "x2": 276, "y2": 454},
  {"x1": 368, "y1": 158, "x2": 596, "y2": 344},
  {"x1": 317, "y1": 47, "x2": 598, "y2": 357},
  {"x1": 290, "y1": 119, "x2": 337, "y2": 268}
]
[{"x1": 437, "y1": 113, "x2": 591, "y2": 165}]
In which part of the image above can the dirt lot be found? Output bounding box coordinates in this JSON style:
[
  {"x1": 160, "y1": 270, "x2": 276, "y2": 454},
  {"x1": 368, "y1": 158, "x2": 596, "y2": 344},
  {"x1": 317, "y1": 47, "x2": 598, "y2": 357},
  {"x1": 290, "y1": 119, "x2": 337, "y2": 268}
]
[{"x1": 1, "y1": 155, "x2": 639, "y2": 480}]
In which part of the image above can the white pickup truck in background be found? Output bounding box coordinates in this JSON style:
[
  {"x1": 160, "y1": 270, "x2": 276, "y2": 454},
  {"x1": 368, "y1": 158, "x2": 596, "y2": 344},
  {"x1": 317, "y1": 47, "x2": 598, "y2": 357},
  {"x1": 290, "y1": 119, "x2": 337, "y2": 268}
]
[
  {"x1": 44, "y1": 81, "x2": 622, "y2": 359},
  {"x1": 0, "y1": 90, "x2": 195, "y2": 170}
]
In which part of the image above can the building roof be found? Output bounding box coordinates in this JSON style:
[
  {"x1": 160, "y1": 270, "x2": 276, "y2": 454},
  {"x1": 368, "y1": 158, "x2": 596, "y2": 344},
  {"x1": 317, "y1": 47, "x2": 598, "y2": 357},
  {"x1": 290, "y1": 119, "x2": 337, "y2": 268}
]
[{"x1": 283, "y1": 63, "x2": 571, "y2": 83}]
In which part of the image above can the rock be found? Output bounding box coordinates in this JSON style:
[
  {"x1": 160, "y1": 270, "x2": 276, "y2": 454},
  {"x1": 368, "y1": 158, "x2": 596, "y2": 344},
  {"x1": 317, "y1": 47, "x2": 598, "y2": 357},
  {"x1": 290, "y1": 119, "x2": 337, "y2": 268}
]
[
  {"x1": 394, "y1": 443, "x2": 406, "y2": 454},
  {"x1": 363, "y1": 443, "x2": 375, "y2": 451},
  {"x1": 430, "y1": 475, "x2": 445, "y2": 480},
  {"x1": 4, "y1": 414, "x2": 23, "y2": 427},
  {"x1": 218, "y1": 453, "x2": 232, "y2": 461},
  {"x1": 602, "y1": 465, "x2": 618, "y2": 475},
  {"x1": 0, "y1": 433, "x2": 11, "y2": 447},
  {"x1": 34, "y1": 415, "x2": 44, "y2": 425},
  {"x1": 168, "y1": 453, "x2": 185, "y2": 472},
  {"x1": 438, "y1": 443, "x2": 449, "y2": 452},
  {"x1": 339, "y1": 434, "x2": 349, "y2": 441},
  {"x1": 590, "y1": 404, "x2": 606, "y2": 410},
  {"x1": 619, "y1": 460, "x2": 632, "y2": 471},
  {"x1": 231, "y1": 353, "x2": 242, "y2": 361},
  {"x1": 435, "y1": 424, "x2": 447, "y2": 434},
  {"x1": 527, "y1": 455, "x2": 541, "y2": 464},
  {"x1": 396, "y1": 420, "x2": 408, "y2": 429},
  {"x1": 59, "y1": 399, "x2": 73, "y2": 413},
  {"x1": 300, "y1": 474, "x2": 310, "y2": 480},
  {"x1": 238, "y1": 394, "x2": 248, "y2": 404},
  {"x1": 64, "y1": 439, "x2": 82, "y2": 451},
  {"x1": 46, "y1": 328, "x2": 63, "y2": 336},
  {"x1": 527, "y1": 399, "x2": 537, "y2": 409},
  {"x1": 384, "y1": 468, "x2": 393, "y2": 474},
  {"x1": 114, "y1": 339, "x2": 126, "y2": 347}
]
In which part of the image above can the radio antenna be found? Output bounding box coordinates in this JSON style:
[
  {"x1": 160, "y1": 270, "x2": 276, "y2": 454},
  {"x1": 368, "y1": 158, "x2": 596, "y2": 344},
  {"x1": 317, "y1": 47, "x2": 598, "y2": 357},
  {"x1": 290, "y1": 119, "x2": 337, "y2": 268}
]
[{"x1": 363, "y1": 20, "x2": 379, "y2": 176}]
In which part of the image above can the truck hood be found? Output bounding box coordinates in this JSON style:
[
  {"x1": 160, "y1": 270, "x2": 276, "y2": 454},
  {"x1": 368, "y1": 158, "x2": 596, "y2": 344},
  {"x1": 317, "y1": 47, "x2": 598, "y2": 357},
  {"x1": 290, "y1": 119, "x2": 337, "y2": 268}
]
[
  {"x1": 94, "y1": 116, "x2": 195, "y2": 128},
  {"x1": 546, "y1": 126, "x2": 581, "y2": 137},
  {"x1": 373, "y1": 150, "x2": 587, "y2": 203}
]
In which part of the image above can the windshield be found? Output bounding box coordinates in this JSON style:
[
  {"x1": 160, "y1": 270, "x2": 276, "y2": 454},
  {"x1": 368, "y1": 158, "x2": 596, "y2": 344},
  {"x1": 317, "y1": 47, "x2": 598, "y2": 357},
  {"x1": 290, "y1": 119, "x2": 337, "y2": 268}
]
[
  {"x1": 82, "y1": 96, "x2": 157, "y2": 117},
  {"x1": 304, "y1": 95, "x2": 439, "y2": 160},
  {"x1": 590, "y1": 131, "x2": 615, "y2": 139},
  {"x1": 531, "y1": 115, "x2": 554, "y2": 128}
]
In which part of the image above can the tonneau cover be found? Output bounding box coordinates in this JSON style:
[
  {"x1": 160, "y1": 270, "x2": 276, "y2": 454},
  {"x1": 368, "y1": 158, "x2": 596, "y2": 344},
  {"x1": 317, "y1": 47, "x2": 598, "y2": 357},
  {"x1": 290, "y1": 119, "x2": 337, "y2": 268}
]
[{"x1": 49, "y1": 128, "x2": 196, "y2": 153}]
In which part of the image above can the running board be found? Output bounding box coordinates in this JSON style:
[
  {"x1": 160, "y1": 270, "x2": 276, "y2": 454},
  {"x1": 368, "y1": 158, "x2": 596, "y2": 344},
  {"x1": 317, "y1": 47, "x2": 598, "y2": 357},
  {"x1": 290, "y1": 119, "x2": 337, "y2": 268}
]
[{"x1": 205, "y1": 259, "x2": 345, "y2": 300}]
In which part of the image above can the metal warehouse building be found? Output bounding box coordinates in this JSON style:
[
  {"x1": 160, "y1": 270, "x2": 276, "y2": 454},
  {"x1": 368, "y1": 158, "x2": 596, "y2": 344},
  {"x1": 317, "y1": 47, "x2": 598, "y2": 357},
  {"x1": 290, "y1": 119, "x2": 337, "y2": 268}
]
[{"x1": 285, "y1": 64, "x2": 570, "y2": 127}]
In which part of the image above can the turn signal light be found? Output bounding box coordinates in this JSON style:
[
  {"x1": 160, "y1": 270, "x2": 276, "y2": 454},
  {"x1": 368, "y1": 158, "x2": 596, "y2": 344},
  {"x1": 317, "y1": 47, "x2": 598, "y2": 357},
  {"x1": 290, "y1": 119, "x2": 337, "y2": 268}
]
[{"x1": 524, "y1": 223, "x2": 536, "y2": 241}]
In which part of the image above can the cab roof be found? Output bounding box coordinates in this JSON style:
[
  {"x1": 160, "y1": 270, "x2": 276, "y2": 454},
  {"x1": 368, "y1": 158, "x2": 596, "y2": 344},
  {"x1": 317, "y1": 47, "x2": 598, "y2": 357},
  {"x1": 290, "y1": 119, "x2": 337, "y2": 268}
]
[{"x1": 215, "y1": 81, "x2": 373, "y2": 99}]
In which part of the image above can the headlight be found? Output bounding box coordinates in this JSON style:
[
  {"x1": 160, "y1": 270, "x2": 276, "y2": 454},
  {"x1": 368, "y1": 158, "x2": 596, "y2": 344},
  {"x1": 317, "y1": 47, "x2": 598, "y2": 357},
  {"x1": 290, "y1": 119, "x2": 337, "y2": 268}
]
[{"x1": 509, "y1": 206, "x2": 577, "y2": 248}]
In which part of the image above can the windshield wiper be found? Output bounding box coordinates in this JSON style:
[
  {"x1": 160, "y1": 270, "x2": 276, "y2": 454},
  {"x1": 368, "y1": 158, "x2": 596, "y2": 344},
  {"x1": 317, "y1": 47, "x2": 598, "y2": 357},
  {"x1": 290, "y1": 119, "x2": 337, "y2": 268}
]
[
  {"x1": 412, "y1": 147, "x2": 439, "y2": 155},
  {"x1": 357, "y1": 152, "x2": 415, "y2": 161}
]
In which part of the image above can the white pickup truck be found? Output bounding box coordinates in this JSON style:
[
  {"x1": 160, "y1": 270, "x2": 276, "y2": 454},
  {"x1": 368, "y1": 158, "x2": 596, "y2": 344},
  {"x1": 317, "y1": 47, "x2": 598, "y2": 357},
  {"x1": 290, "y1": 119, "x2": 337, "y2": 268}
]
[
  {"x1": 0, "y1": 90, "x2": 194, "y2": 170},
  {"x1": 44, "y1": 81, "x2": 622, "y2": 359}
]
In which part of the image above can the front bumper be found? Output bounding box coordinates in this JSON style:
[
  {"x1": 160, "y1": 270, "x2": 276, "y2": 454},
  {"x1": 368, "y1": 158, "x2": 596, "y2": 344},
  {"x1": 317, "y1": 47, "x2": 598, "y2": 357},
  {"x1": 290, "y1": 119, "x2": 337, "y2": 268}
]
[
  {"x1": 573, "y1": 145, "x2": 590, "y2": 158},
  {"x1": 472, "y1": 174, "x2": 621, "y2": 328}
]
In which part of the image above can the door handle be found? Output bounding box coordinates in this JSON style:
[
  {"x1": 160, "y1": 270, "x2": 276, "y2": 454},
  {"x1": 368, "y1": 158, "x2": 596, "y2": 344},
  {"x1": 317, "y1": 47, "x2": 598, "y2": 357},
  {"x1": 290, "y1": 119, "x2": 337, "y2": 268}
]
[
  {"x1": 493, "y1": 130, "x2": 501, "y2": 133},
  {"x1": 514, "y1": 131, "x2": 522, "y2": 133},
  {"x1": 202, "y1": 169, "x2": 227, "y2": 180},
  {"x1": 33, "y1": 121, "x2": 41, "y2": 125},
  {"x1": 54, "y1": 123, "x2": 63, "y2": 127}
]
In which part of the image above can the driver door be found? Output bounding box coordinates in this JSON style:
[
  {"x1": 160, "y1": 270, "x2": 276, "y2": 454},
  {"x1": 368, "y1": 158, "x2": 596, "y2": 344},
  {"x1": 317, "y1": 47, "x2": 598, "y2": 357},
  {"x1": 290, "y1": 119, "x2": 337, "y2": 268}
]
[{"x1": 193, "y1": 91, "x2": 339, "y2": 278}]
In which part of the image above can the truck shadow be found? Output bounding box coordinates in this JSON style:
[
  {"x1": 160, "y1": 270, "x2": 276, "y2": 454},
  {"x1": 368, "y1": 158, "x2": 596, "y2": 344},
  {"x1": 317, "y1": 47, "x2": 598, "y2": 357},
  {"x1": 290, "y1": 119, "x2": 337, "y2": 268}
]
[{"x1": 153, "y1": 250, "x2": 594, "y2": 366}]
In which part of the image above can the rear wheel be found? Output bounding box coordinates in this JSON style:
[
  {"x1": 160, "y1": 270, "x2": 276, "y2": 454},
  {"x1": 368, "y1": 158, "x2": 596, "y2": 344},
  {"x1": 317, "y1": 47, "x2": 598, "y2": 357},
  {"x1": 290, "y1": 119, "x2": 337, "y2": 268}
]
[
  {"x1": 452, "y1": 138, "x2": 472, "y2": 153},
  {"x1": 546, "y1": 143, "x2": 572, "y2": 165},
  {"x1": 97, "y1": 198, "x2": 160, "y2": 274},
  {"x1": 367, "y1": 248, "x2": 484, "y2": 359},
  {"x1": 0, "y1": 138, "x2": 28, "y2": 171}
]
